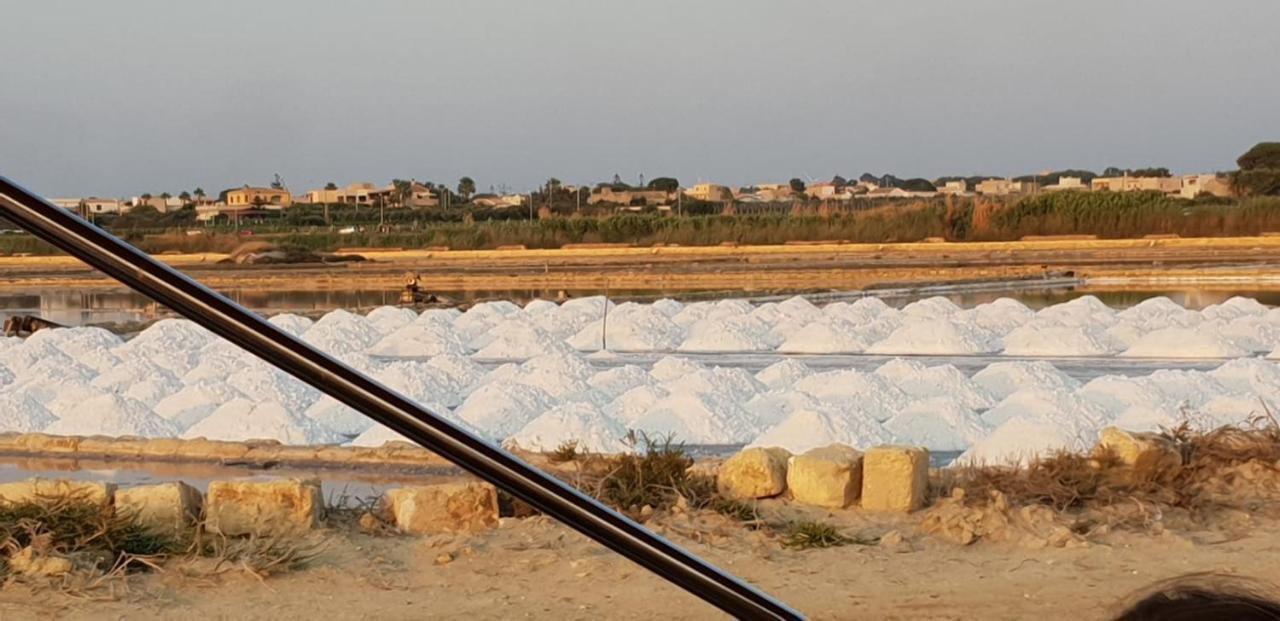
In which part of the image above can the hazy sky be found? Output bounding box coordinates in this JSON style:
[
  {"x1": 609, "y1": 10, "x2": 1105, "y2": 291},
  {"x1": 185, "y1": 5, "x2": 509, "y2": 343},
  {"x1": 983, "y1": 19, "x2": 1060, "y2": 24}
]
[{"x1": 2, "y1": 0, "x2": 1278, "y2": 198}]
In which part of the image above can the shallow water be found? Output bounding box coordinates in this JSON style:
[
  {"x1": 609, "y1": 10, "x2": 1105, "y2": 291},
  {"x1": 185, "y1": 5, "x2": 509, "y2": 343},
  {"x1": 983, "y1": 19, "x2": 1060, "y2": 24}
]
[{"x1": 8, "y1": 283, "x2": 1280, "y2": 327}]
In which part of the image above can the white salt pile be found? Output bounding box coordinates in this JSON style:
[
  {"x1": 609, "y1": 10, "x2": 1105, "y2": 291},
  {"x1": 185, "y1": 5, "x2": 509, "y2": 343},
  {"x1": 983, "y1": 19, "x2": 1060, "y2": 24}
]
[
  {"x1": 793, "y1": 370, "x2": 910, "y2": 422},
  {"x1": 114, "y1": 319, "x2": 215, "y2": 374},
  {"x1": 44, "y1": 393, "x2": 178, "y2": 438},
  {"x1": 1122, "y1": 326, "x2": 1249, "y2": 359},
  {"x1": 182, "y1": 399, "x2": 342, "y2": 445},
  {"x1": 777, "y1": 318, "x2": 869, "y2": 354},
  {"x1": 454, "y1": 381, "x2": 556, "y2": 441},
  {"x1": 678, "y1": 315, "x2": 774, "y2": 353},
  {"x1": 153, "y1": 380, "x2": 247, "y2": 430},
  {"x1": 1002, "y1": 322, "x2": 1123, "y2": 357},
  {"x1": 971, "y1": 361, "x2": 1079, "y2": 400},
  {"x1": 874, "y1": 359, "x2": 995, "y2": 411},
  {"x1": 631, "y1": 390, "x2": 760, "y2": 444},
  {"x1": 368, "y1": 321, "x2": 468, "y2": 357},
  {"x1": 568, "y1": 303, "x2": 685, "y2": 352},
  {"x1": 365, "y1": 306, "x2": 419, "y2": 335},
  {"x1": 226, "y1": 368, "x2": 321, "y2": 414},
  {"x1": 301, "y1": 310, "x2": 383, "y2": 356},
  {"x1": 472, "y1": 318, "x2": 574, "y2": 359},
  {"x1": 267, "y1": 313, "x2": 314, "y2": 336},
  {"x1": 0, "y1": 390, "x2": 57, "y2": 432},
  {"x1": 509, "y1": 402, "x2": 631, "y2": 453},
  {"x1": 866, "y1": 318, "x2": 999, "y2": 355},
  {"x1": 753, "y1": 359, "x2": 812, "y2": 390},
  {"x1": 882, "y1": 397, "x2": 990, "y2": 451},
  {"x1": 587, "y1": 365, "x2": 655, "y2": 399},
  {"x1": 749, "y1": 407, "x2": 893, "y2": 454}
]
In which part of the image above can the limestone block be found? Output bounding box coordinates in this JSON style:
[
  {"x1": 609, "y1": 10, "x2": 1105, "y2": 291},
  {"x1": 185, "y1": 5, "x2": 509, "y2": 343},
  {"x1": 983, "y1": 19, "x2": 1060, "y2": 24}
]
[
  {"x1": 0, "y1": 478, "x2": 115, "y2": 507},
  {"x1": 1096, "y1": 427, "x2": 1181, "y2": 482},
  {"x1": 787, "y1": 444, "x2": 863, "y2": 508},
  {"x1": 205, "y1": 479, "x2": 322, "y2": 536},
  {"x1": 8, "y1": 546, "x2": 73, "y2": 577},
  {"x1": 717, "y1": 447, "x2": 791, "y2": 500},
  {"x1": 115, "y1": 482, "x2": 203, "y2": 536},
  {"x1": 861, "y1": 446, "x2": 930, "y2": 512},
  {"x1": 382, "y1": 482, "x2": 499, "y2": 535}
]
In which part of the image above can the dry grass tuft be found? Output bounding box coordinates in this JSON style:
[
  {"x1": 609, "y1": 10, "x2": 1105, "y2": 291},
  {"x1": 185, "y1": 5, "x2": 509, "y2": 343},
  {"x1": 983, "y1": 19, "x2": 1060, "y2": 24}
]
[
  {"x1": 547, "y1": 441, "x2": 580, "y2": 464},
  {"x1": 780, "y1": 521, "x2": 875, "y2": 550}
]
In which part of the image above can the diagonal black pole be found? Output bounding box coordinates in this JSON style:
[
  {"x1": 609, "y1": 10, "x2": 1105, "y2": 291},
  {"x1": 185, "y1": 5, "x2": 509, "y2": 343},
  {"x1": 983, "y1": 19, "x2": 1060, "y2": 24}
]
[{"x1": 0, "y1": 177, "x2": 804, "y2": 621}]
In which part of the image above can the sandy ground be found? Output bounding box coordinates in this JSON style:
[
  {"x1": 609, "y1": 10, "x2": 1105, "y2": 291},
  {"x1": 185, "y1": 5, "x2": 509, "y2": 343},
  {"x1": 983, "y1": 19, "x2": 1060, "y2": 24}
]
[{"x1": 1, "y1": 502, "x2": 1276, "y2": 621}]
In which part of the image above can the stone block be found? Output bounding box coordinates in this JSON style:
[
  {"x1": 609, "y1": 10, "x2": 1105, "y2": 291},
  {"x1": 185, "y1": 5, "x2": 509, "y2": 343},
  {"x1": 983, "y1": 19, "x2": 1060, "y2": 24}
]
[
  {"x1": 717, "y1": 447, "x2": 790, "y2": 500},
  {"x1": 8, "y1": 546, "x2": 73, "y2": 577},
  {"x1": 115, "y1": 482, "x2": 203, "y2": 537},
  {"x1": 0, "y1": 478, "x2": 115, "y2": 507},
  {"x1": 1096, "y1": 427, "x2": 1182, "y2": 482},
  {"x1": 205, "y1": 479, "x2": 322, "y2": 536},
  {"x1": 787, "y1": 444, "x2": 863, "y2": 508},
  {"x1": 382, "y1": 482, "x2": 499, "y2": 535},
  {"x1": 861, "y1": 446, "x2": 930, "y2": 512}
]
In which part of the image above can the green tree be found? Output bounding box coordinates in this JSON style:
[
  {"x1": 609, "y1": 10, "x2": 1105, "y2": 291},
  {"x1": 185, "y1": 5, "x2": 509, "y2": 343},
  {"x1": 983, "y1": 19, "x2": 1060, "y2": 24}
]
[
  {"x1": 179, "y1": 191, "x2": 191, "y2": 201},
  {"x1": 647, "y1": 177, "x2": 679, "y2": 192},
  {"x1": 391, "y1": 179, "x2": 413, "y2": 206},
  {"x1": 1238, "y1": 142, "x2": 1280, "y2": 170},
  {"x1": 325, "y1": 182, "x2": 338, "y2": 191},
  {"x1": 457, "y1": 176, "x2": 476, "y2": 198},
  {"x1": 900, "y1": 178, "x2": 936, "y2": 192},
  {"x1": 193, "y1": 188, "x2": 205, "y2": 199},
  {"x1": 160, "y1": 192, "x2": 172, "y2": 199},
  {"x1": 789, "y1": 178, "x2": 806, "y2": 193}
]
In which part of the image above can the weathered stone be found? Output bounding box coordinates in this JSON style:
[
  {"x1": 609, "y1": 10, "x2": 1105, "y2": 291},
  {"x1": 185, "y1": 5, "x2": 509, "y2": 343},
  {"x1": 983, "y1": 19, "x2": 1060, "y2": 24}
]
[
  {"x1": 382, "y1": 482, "x2": 499, "y2": 535},
  {"x1": 861, "y1": 446, "x2": 930, "y2": 512},
  {"x1": 115, "y1": 482, "x2": 203, "y2": 536},
  {"x1": 1096, "y1": 427, "x2": 1182, "y2": 482},
  {"x1": 8, "y1": 546, "x2": 73, "y2": 577},
  {"x1": 717, "y1": 447, "x2": 790, "y2": 500},
  {"x1": 787, "y1": 444, "x2": 863, "y2": 508},
  {"x1": 0, "y1": 478, "x2": 115, "y2": 507},
  {"x1": 205, "y1": 479, "x2": 323, "y2": 536},
  {"x1": 12, "y1": 433, "x2": 81, "y2": 454}
]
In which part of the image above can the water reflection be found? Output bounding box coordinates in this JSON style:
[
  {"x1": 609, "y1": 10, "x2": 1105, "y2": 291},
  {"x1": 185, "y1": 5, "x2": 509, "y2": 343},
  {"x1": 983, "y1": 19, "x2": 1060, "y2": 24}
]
[{"x1": 2, "y1": 284, "x2": 1279, "y2": 327}]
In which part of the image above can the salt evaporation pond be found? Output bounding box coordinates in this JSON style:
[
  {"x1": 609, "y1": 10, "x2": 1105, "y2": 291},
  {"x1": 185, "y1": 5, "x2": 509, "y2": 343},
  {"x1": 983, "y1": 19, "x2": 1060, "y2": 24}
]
[{"x1": 5, "y1": 293, "x2": 1280, "y2": 467}]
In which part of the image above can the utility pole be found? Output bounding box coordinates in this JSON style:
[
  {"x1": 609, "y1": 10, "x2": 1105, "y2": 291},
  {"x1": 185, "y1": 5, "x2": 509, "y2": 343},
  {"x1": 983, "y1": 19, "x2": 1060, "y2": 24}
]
[{"x1": 529, "y1": 193, "x2": 534, "y2": 221}]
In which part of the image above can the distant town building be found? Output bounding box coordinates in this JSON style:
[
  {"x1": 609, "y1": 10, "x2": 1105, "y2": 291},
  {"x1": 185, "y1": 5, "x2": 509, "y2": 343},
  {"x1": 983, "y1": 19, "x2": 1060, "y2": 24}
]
[
  {"x1": 683, "y1": 183, "x2": 733, "y2": 202},
  {"x1": 226, "y1": 186, "x2": 292, "y2": 208},
  {"x1": 81, "y1": 198, "x2": 124, "y2": 214},
  {"x1": 1179, "y1": 174, "x2": 1234, "y2": 199},
  {"x1": 587, "y1": 187, "x2": 672, "y2": 206},
  {"x1": 1091, "y1": 176, "x2": 1181, "y2": 194},
  {"x1": 472, "y1": 194, "x2": 525, "y2": 209},
  {"x1": 937, "y1": 180, "x2": 969, "y2": 195},
  {"x1": 975, "y1": 179, "x2": 1038, "y2": 196},
  {"x1": 1042, "y1": 176, "x2": 1086, "y2": 192}
]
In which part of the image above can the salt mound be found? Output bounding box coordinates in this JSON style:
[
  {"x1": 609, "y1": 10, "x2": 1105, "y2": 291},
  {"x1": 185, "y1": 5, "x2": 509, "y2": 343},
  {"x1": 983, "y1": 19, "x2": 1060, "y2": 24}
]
[
  {"x1": 116, "y1": 319, "x2": 213, "y2": 374},
  {"x1": 777, "y1": 318, "x2": 869, "y2": 354},
  {"x1": 971, "y1": 361, "x2": 1080, "y2": 400},
  {"x1": 182, "y1": 398, "x2": 342, "y2": 444},
  {"x1": 652, "y1": 298, "x2": 684, "y2": 317},
  {"x1": 471, "y1": 319, "x2": 573, "y2": 359},
  {"x1": 793, "y1": 370, "x2": 911, "y2": 422},
  {"x1": 184, "y1": 344, "x2": 267, "y2": 384},
  {"x1": 0, "y1": 364, "x2": 13, "y2": 388},
  {"x1": 42, "y1": 384, "x2": 108, "y2": 418},
  {"x1": 1208, "y1": 358, "x2": 1280, "y2": 395},
  {"x1": 377, "y1": 360, "x2": 465, "y2": 407},
  {"x1": 649, "y1": 357, "x2": 706, "y2": 383},
  {"x1": 982, "y1": 388, "x2": 1109, "y2": 429},
  {"x1": 1212, "y1": 316, "x2": 1280, "y2": 352},
  {"x1": 874, "y1": 359, "x2": 995, "y2": 410},
  {"x1": 630, "y1": 390, "x2": 761, "y2": 444},
  {"x1": 1144, "y1": 370, "x2": 1229, "y2": 409},
  {"x1": 523, "y1": 299, "x2": 559, "y2": 315},
  {"x1": 742, "y1": 390, "x2": 823, "y2": 429},
  {"x1": 365, "y1": 306, "x2": 419, "y2": 334},
  {"x1": 959, "y1": 410, "x2": 1096, "y2": 466},
  {"x1": 44, "y1": 393, "x2": 177, "y2": 438},
  {"x1": 368, "y1": 321, "x2": 469, "y2": 357},
  {"x1": 678, "y1": 315, "x2": 774, "y2": 353},
  {"x1": 1112, "y1": 403, "x2": 1188, "y2": 432},
  {"x1": 27, "y1": 327, "x2": 123, "y2": 373},
  {"x1": 1117, "y1": 296, "x2": 1187, "y2": 321},
  {"x1": 1001, "y1": 322, "x2": 1123, "y2": 357},
  {"x1": 153, "y1": 380, "x2": 247, "y2": 430},
  {"x1": 587, "y1": 365, "x2": 656, "y2": 399},
  {"x1": 754, "y1": 360, "x2": 812, "y2": 390},
  {"x1": 672, "y1": 299, "x2": 752, "y2": 328},
  {"x1": 301, "y1": 309, "x2": 383, "y2": 356},
  {"x1": 531, "y1": 303, "x2": 602, "y2": 341},
  {"x1": 4, "y1": 340, "x2": 75, "y2": 375},
  {"x1": 122, "y1": 373, "x2": 186, "y2": 407},
  {"x1": 1077, "y1": 375, "x2": 1167, "y2": 416},
  {"x1": 662, "y1": 367, "x2": 764, "y2": 402},
  {"x1": 1202, "y1": 296, "x2": 1269, "y2": 321},
  {"x1": 866, "y1": 318, "x2": 998, "y2": 355},
  {"x1": 901, "y1": 296, "x2": 962, "y2": 318},
  {"x1": 568, "y1": 304, "x2": 685, "y2": 352},
  {"x1": 225, "y1": 368, "x2": 320, "y2": 414},
  {"x1": 962, "y1": 298, "x2": 1035, "y2": 335},
  {"x1": 0, "y1": 389, "x2": 57, "y2": 432},
  {"x1": 454, "y1": 381, "x2": 556, "y2": 441},
  {"x1": 883, "y1": 397, "x2": 990, "y2": 451},
  {"x1": 748, "y1": 408, "x2": 893, "y2": 454},
  {"x1": 267, "y1": 313, "x2": 314, "y2": 336},
  {"x1": 425, "y1": 354, "x2": 487, "y2": 388},
  {"x1": 1197, "y1": 394, "x2": 1270, "y2": 429},
  {"x1": 824, "y1": 297, "x2": 894, "y2": 325},
  {"x1": 509, "y1": 402, "x2": 632, "y2": 453},
  {"x1": 91, "y1": 356, "x2": 175, "y2": 392},
  {"x1": 604, "y1": 385, "x2": 669, "y2": 425},
  {"x1": 1036, "y1": 295, "x2": 1116, "y2": 327}
]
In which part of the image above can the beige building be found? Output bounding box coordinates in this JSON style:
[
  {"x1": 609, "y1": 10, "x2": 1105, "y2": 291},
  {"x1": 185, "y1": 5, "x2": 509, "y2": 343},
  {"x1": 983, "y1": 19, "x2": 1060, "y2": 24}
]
[
  {"x1": 1179, "y1": 174, "x2": 1234, "y2": 199},
  {"x1": 226, "y1": 186, "x2": 292, "y2": 208},
  {"x1": 937, "y1": 180, "x2": 969, "y2": 195},
  {"x1": 975, "y1": 179, "x2": 1038, "y2": 196},
  {"x1": 1043, "y1": 176, "x2": 1086, "y2": 192},
  {"x1": 1091, "y1": 176, "x2": 1181, "y2": 194},
  {"x1": 82, "y1": 198, "x2": 124, "y2": 214},
  {"x1": 683, "y1": 183, "x2": 733, "y2": 202},
  {"x1": 587, "y1": 187, "x2": 673, "y2": 206}
]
